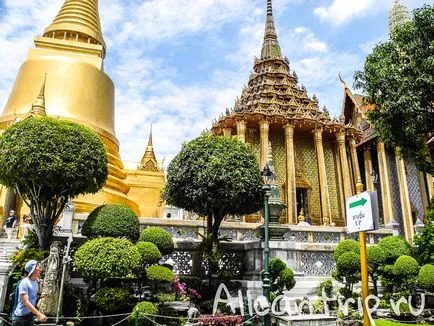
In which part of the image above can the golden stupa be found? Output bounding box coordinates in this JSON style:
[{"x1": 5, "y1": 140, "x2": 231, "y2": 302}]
[{"x1": 0, "y1": 0, "x2": 164, "y2": 218}]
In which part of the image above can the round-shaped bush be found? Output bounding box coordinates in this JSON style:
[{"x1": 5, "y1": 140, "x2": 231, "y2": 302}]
[
  {"x1": 393, "y1": 255, "x2": 420, "y2": 277},
  {"x1": 129, "y1": 301, "x2": 158, "y2": 326},
  {"x1": 378, "y1": 236, "x2": 411, "y2": 264},
  {"x1": 337, "y1": 251, "x2": 361, "y2": 276},
  {"x1": 135, "y1": 241, "x2": 162, "y2": 265},
  {"x1": 146, "y1": 265, "x2": 176, "y2": 283},
  {"x1": 95, "y1": 287, "x2": 132, "y2": 312},
  {"x1": 82, "y1": 204, "x2": 140, "y2": 242},
  {"x1": 270, "y1": 258, "x2": 287, "y2": 280},
  {"x1": 140, "y1": 227, "x2": 174, "y2": 256},
  {"x1": 278, "y1": 268, "x2": 296, "y2": 291},
  {"x1": 418, "y1": 264, "x2": 434, "y2": 292},
  {"x1": 334, "y1": 239, "x2": 360, "y2": 261},
  {"x1": 74, "y1": 237, "x2": 141, "y2": 280},
  {"x1": 367, "y1": 245, "x2": 386, "y2": 267}
]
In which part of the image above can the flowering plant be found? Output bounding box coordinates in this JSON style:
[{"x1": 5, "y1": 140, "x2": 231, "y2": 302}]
[{"x1": 173, "y1": 277, "x2": 187, "y2": 300}]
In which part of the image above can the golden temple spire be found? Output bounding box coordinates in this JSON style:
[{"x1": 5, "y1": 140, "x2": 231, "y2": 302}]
[
  {"x1": 261, "y1": 0, "x2": 282, "y2": 60},
  {"x1": 29, "y1": 75, "x2": 47, "y2": 117},
  {"x1": 139, "y1": 126, "x2": 160, "y2": 172},
  {"x1": 43, "y1": 0, "x2": 106, "y2": 56}
]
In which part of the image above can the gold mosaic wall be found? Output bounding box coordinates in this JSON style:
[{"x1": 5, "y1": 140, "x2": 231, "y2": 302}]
[
  {"x1": 269, "y1": 130, "x2": 286, "y2": 202},
  {"x1": 246, "y1": 128, "x2": 260, "y2": 159},
  {"x1": 295, "y1": 135, "x2": 321, "y2": 225},
  {"x1": 323, "y1": 142, "x2": 344, "y2": 225}
]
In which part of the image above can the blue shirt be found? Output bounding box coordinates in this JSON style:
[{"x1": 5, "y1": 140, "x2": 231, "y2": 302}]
[{"x1": 13, "y1": 277, "x2": 38, "y2": 316}]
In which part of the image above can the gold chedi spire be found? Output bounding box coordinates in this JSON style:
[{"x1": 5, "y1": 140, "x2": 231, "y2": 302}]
[
  {"x1": 389, "y1": 0, "x2": 412, "y2": 36},
  {"x1": 261, "y1": 0, "x2": 282, "y2": 60},
  {"x1": 29, "y1": 75, "x2": 47, "y2": 117},
  {"x1": 139, "y1": 126, "x2": 161, "y2": 172},
  {"x1": 44, "y1": 0, "x2": 106, "y2": 55}
]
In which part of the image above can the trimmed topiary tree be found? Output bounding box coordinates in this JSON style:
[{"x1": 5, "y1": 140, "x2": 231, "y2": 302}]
[
  {"x1": 146, "y1": 265, "x2": 176, "y2": 283},
  {"x1": 367, "y1": 245, "x2": 386, "y2": 296},
  {"x1": 140, "y1": 227, "x2": 174, "y2": 256},
  {"x1": 95, "y1": 287, "x2": 132, "y2": 312},
  {"x1": 334, "y1": 239, "x2": 360, "y2": 261},
  {"x1": 129, "y1": 301, "x2": 158, "y2": 326},
  {"x1": 73, "y1": 237, "x2": 141, "y2": 281},
  {"x1": 270, "y1": 258, "x2": 287, "y2": 280},
  {"x1": 418, "y1": 264, "x2": 434, "y2": 292},
  {"x1": 393, "y1": 255, "x2": 420, "y2": 294},
  {"x1": 335, "y1": 251, "x2": 361, "y2": 298},
  {"x1": 269, "y1": 258, "x2": 296, "y2": 296},
  {"x1": 135, "y1": 241, "x2": 162, "y2": 266},
  {"x1": 378, "y1": 236, "x2": 412, "y2": 264},
  {"x1": 82, "y1": 204, "x2": 140, "y2": 242}
]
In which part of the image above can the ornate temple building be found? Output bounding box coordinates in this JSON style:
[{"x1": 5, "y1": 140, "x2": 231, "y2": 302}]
[
  {"x1": 212, "y1": 0, "x2": 361, "y2": 227},
  {"x1": 0, "y1": 0, "x2": 165, "y2": 222}
]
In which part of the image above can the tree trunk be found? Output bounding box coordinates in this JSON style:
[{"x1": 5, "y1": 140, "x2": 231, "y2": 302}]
[{"x1": 36, "y1": 222, "x2": 54, "y2": 251}]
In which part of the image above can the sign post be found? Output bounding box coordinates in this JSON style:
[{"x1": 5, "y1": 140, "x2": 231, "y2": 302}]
[{"x1": 346, "y1": 181, "x2": 378, "y2": 326}]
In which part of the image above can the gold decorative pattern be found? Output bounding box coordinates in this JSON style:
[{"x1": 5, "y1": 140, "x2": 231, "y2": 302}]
[
  {"x1": 269, "y1": 130, "x2": 286, "y2": 202},
  {"x1": 323, "y1": 143, "x2": 341, "y2": 225}
]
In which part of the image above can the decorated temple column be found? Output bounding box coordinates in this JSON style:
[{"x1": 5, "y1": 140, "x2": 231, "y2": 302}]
[
  {"x1": 236, "y1": 120, "x2": 247, "y2": 143},
  {"x1": 363, "y1": 148, "x2": 375, "y2": 192},
  {"x1": 259, "y1": 119, "x2": 270, "y2": 170},
  {"x1": 313, "y1": 128, "x2": 331, "y2": 226},
  {"x1": 349, "y1": 137, "x2": 361, "y2": 185},
  {"x1": 395, "y1": 148, "x2": 414, "y2": 242},
  {"x1": 336, "y1": 131, "x2": 353, "y2": 200},
  {"x1": 377, "y1": 142, "x2": 394, "y2": 225},
  {"x1": 284, "y1": 123, "x2": 297, "y2": 224},
  {"x1": 222, "y1": 127, "x2": 233, "y2": 137}
]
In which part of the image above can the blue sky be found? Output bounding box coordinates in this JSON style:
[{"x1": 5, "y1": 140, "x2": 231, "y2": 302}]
[{"x1": 0, "y1": 0, "x2": 427, "y2": 167}]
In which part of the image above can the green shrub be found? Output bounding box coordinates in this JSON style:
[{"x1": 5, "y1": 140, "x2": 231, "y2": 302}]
[
  {"x1": 367, "y1": 245, "x2": 386, "y2": 267},
  {"x1": 378, "y1": 236, "x2": 411, "y2": 264},
  {"x1": 140, "y1": 227, "x2": 174, "y2": 256},
  {"x1": 146, "y1": 265, "x2": 176, "y2": 283},
  {"x1": 270, "y1": 258, "x2": 287, "y2": 280},
  {"x1": 135, "y1": 241, "x2": 162, "y2": 266},
  {"x1": 73, "y1": 237, "x2": 141, "y2": 280},
  {"x1": 22, "y1": 230, "x2": 39, "y2": 249},
  {"x1": 337, "y1": 252, "x2": 360, "y2": 276},
  {"x1": 154, "y1": 293, "x2": 176, "y2": 303},
  {"x1": 393, "y1": 255, "x2": 420, "y2": 277},
  {"x1": 95, "y1": 287, "x2": 131, "y2": 312},
  {"x1": 10, "y1": 248, "x2": 46, "y2": 269},
  {"x1": 334, "y1": 239, "x2": 360, "y2": 261},
  {"x1": 278, "y1": 268, "x2": 296, "y2": 291},
  {"x1": 129, "y1": 301, "x2": 158, "y2": 326},
  {"x1": 418, "y1": 264, "x2": 434, "y2": 292},
  {"x1": 317, "y1": 280, "x2": 333, "y2": 298},
  {"x1": 82, "y1": 204, "x2": 140, "y2": 242}
]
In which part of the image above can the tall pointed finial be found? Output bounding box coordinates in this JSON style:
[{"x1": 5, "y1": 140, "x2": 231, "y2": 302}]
[
  {"x1": 261, "y1": 0, "x2": 282, "y2": 60},
  {"x1": 29, "y1": 74, "x2": 47, "y2": 117},
  {"x1": 139, "y1": 125, "x2": 160, "y2": 172},
  {"x1": 43, "y1": 0, "x2": 106, "y2": 56},
  {"x1": 389, "y1": 0, "x2": 412, "y2": 36}
]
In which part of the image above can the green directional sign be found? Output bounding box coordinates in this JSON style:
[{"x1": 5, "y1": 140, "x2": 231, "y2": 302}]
[{"x1": 349, "y1": 198, "x2": 367, "y2": 209}]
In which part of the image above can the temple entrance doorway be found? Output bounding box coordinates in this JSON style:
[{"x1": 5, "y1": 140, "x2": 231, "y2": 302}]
[{"x1": 296, "y1": 188, "x2": 309, "y2": 223}]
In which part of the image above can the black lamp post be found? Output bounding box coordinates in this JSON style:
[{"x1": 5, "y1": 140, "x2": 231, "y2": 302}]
[{"x1": 261, "y1": 164, "x2": 272, "y2": 326}]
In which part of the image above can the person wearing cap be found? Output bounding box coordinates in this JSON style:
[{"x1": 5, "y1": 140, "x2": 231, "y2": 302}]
[
  {"x1": 12, "y1": 260, "x2": 47, "y2": 325},
  {"x1": 4, "y1": 210, "x2": 18, "y2": 239}
]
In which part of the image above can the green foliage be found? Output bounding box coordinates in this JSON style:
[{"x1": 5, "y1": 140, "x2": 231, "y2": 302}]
[
  {"x1": 154, "y1": 293, "x2": 176, "y2": 303},
  {"x1": 0, "y1": 117, "x2": 108, "y2": 250},
  {"x1": 146, "y1": 265, "x2": 176, "y2": 283},
  {"x1": 354, "y1": 5, "x2": 434, "y2": 174},
  {"x1": 334, "y1": 239, "x2": 360, "y2": 261},
  {"x1": 82, "y1": 204, "x2": 140, "y2": 242},
  {"x1": 393, "y1": 255, "x2": 420, "y2": 277},
  {"x1": 317, "y1": 280, "x2": 333, "y2": 298},
  {"x1": 95, "y1": 287, "x2": 132, "y2": 312},
  {"x1": 414, "y1": 198, "x2": 434, "y2": 265},
  {"x1": 10, "y1": 248, "x2": 46, "y2": 269},
  {"x1": 270, "y1": 258, "x2": 287, "y2": 280},
  {"x1": 73, "y1": 237, "x2": 141, "y2": 281},
  {"x1": 163, "y1": 133, "x2": 262, "y2": 239},
  {"x1": 418, "y1": 264, "x2": 434, "y2": 292},
  {"x1": 135, "y1": 241, "x2": 162, "y2": 266},
  {"x1": 367, "y1": 245, "x2": 386, "y2": 267},
  {"x1": 129, "y1": 301, "x2": 158, "y2": 326},
  {"x1": 377, "y1": 236, "x2": 411, "y2": 264},
  {"x1": 21, "y1": 230, "x2": 39, "y2": 250},
  {"x1": 337, "y1": 252, "x2": 361, "y2": 277},
  {"x1": 140, "y1": 227, "x2": 174, "y2": 256},
  {"x1": 277, "y1": 268, "x2": 296, "y2": 291}
]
